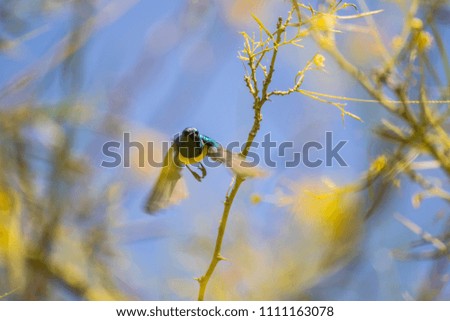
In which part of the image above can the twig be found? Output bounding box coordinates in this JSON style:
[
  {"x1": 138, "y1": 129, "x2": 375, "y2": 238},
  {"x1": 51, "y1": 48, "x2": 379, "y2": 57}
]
[
  {"x1": 196, "y1": 17, "x2": 286, "y2": 301},
  {"x1": 394, "y1": 213, "x2": 447, "y2": 252}
]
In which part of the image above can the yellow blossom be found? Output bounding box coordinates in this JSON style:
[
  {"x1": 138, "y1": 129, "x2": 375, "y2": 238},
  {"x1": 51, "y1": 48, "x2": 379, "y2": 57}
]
[
  {"x1": 415, "y1": 31, "x2": 433, "y2": 52},
  {"x1": 410, "y1": 17, "x2": 423, "y2": 30},
  {"x1": 369, "y1": 155, "x2": 387, "y2": 174},
  {"x1": 281, "y1": 179, "x2": 363, "y2": 254},
  {"x1": 0, "y1": 188, "x2": 13, "y2": 213},
  {"x1": 313, "y1": 54, "x2": 326, "y2": 69},
  {"x1": 0, "y1": 224, "x2": 8, "y2": 253},
  {"x1": 391, "y1": 35, "x2": 403, "y2": 51},
  {"x1": 250, "y1": 193, "x2": 262, "y2": 204},
  {"x1": 310, "y1": 13, "x2": 336, "y2": 32}
]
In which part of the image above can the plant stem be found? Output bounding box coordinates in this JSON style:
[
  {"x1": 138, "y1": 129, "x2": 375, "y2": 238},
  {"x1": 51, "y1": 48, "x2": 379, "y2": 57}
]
[
  {"x1": 197, "y1": 17, "x2": 285, "y2": 301},
  {"x1": 196, "y1": 176, "x2": 244, "y2": 301}
]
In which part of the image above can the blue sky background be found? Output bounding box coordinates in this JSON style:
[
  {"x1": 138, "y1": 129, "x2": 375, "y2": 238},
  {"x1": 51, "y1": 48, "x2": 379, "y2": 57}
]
[{"x1": 1, "y1": 0, "x2": 449, "y2": 300}]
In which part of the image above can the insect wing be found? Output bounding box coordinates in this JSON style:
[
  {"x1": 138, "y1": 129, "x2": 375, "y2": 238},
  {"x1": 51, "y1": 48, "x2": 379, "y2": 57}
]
[
  {"x1": 208, "y1": 146, "x2": 266, "y2": 178},
  {"x1": 145, "y1": 146, "x2": 188, "y2": 214}
]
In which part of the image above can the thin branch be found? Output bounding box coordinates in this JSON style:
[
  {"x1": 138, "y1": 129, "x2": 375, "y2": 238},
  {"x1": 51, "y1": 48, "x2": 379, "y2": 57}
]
[
  {"x1": 197, "y1": 16, "x2": 286, "y2": 301},
  {"x1": 394, "y1": 213, "x2": 447, "y2": 253}
]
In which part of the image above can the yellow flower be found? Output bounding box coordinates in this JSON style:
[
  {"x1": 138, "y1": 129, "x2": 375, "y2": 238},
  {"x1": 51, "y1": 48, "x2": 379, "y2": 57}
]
[
  {"x1": 415, "y1": 31, "x2": 433, "y2": 52},
  {"x1": 250, "y1": 193, "x2": 262, "y2": 204},
  {"x1": 410, "y1": 18, "x2": 423, "y2": 30},
  {"x1": 391, "y1": 36, "x2": 403, "y2": 51},
  {"x1": 0, "y1": 224, "x2": 9, "y2": 253},
  {"x1": 313, "y1": 54, "x2": 326, "y2": 69},
  {"x1": 0, "y1": 188, "x2": 13, "y2": 213},
  {"x1": 299, "y1": 187, "x2": 361, "y2": 242},
  {"x1": 369, "y1": 155, "x2": 387, "y2": 174},
  {"x1": 279, "y1": 179, "x2": 363, "y2": 268},
  {"x1": 0, "y1": 189, "x2": 22, "y2": 258},
  {"x1": 310, "y1": 13, "x2": 336, "y2": 32}
]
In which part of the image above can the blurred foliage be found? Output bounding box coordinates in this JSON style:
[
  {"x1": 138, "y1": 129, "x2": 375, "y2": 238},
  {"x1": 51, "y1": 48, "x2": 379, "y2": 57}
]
[
  {"x1": 305, "y1": 0, "x2": 450, "y2": 262},
  {"x1": 0, "y1": 0, "x2": 449, "y2": 301},
  {"x1": 293, "y1": 0, "x2": 450, "y2": 300},
  {"x1": 0, "y1": 0, "x2": 134, "y2": 300}
]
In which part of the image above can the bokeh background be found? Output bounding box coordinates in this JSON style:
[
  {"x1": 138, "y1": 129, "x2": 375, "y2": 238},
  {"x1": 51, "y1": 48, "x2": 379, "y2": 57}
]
[{"x1": 0, "y1": 0, "x2": 449, "y2": 300}]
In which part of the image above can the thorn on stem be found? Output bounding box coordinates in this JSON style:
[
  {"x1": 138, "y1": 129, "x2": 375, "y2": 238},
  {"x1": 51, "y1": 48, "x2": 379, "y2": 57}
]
[{"x1": 216, "y1": 254, "x2": 227, "y2": 261}]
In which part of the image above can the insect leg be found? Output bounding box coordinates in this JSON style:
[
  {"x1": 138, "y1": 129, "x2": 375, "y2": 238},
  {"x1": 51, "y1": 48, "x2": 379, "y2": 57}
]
[
  {"x1": 186, "y1": 164, "x2": 202, "y2": 182},
  {"x1": 197, "y1": 162, "x2": 207, "y2": 179}
]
